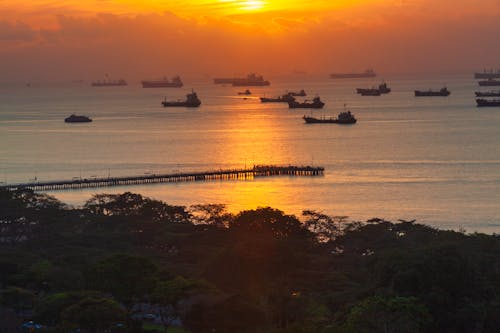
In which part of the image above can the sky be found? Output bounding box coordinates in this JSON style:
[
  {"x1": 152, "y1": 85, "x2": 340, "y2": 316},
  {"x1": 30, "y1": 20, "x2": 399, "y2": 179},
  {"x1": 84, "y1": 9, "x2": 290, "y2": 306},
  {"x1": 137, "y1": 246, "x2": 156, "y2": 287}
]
[{"x1": 0, "y1": 0, "x2": 499, "y2": 82}]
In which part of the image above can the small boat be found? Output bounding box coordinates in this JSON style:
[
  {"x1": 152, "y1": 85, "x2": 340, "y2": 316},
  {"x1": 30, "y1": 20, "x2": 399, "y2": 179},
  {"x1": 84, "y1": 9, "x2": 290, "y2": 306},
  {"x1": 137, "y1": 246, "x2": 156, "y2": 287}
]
[
  {"x1": 142, "y1": 76, "x2": 183, "y2": 88},
  {"x1": 330, "y1": 69, "x2": 376, "y2": 79},
  {"x1": 476, "y1": 99, "x2": 500, "y2": 107},
  {"x1": 260, "y1": 94, "x2": 295, "y2": 103},
  {"x1": 238, "y1": 89, "x2": 252, "y2": 95},
  {"x1": 288, "y1": 96, "x2": 325, "y2": 109},
  {"x1": 65, "y1": 114, "x2": 92, "y2": 123},
  {"x1": 288, "y1": 89, "x2": 306, "y2": 97},
  {"x1": 475, "y1": 91, "x2": 500, "y2": 97},
  {"x1": 414, "y1": 87, "x2": 450, "y2": 97},
  {"x1": 161, "y1": 90, "x2": 201, "y2": 107},
  {"x1": 303, "y1": 110, "x2": 357, "y2": 124},
  {"x1": 478, "y1": 79, "x2": 500, "y2": 87}
]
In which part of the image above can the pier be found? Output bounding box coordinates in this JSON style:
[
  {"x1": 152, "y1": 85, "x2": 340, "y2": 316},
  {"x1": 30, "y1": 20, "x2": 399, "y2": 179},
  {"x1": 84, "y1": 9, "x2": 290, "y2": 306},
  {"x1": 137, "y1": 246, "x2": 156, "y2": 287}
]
[{"x1": 0, "y1": 165, "x2": 324, "y2": 192}]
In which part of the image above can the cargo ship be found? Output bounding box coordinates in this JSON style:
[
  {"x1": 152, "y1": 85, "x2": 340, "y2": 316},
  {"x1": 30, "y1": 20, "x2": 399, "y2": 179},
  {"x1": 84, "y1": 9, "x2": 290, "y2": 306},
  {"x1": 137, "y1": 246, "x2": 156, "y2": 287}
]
[
  {"x1": 65, "y1": 114, "x2": 92, "y2": 123},
  {"x1": 142, "y1": 76, "x2": 183, "y2": 88},
  {"x1": 356, "y1": 82, "x2": 390, "y2": 96},
  {"x1": 474, "y1": 69, "x2": 500, "y2": 79},
  {"x1": 478, "y1": 79, "x2": 500, "y2": 87},
  {"x1": 214, "y1": 73, "x2": 270, "y2": 86},
  {"x1": 476, "y1": 99, "x2": 500, "y2": 107},
  {"x1": 303, "y1": 110, "x2": 357, "y2": 124},
  {"x1": 414, "y1": 87, "x2": 450, "y2": 97},
  {"x1": 330, "y1": 69, "x2": 376, "y2": 79},
  {"x1": 91, "y1": 78, "x2": 127, "y2": 87},
  {"x1": 288, "y1": 96, "x2": 325, "y2": 109},
  {"x1": 475, "y1": 91, "x2": 500, "y2": 97},
  {"x1": 260, "y1": 94, "x2": 295, "y2": 103},
  {"x1": 161, "y1": 90, "x2": 201, "y2": 107}
]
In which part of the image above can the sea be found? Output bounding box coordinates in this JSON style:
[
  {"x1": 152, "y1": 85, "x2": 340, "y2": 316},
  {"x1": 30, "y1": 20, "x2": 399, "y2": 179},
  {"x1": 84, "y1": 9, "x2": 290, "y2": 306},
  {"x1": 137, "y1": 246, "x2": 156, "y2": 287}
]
[{"x1": 1, "y1": 73, "x2": 499, "y2": 233}]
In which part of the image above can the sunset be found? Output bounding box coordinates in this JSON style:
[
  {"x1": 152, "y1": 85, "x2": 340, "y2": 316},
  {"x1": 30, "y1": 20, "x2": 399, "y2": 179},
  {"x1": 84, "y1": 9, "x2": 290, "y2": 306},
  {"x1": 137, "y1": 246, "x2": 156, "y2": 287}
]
[{"x1": 1, "y1": 0, "x2": 500, "y2": 332}]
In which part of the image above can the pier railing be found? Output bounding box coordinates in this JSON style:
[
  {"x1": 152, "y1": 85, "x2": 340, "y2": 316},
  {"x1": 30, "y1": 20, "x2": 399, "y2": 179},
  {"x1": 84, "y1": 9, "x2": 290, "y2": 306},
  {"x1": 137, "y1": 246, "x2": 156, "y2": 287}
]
[{"x1": 0, "y1": 165, "x2": 324, "y2": 192}]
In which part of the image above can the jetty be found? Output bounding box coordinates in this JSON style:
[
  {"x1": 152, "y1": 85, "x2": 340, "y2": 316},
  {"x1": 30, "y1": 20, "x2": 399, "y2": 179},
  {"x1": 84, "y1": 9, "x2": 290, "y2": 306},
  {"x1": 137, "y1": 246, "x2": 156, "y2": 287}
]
[{"x1": 0, "y1": 165, "x2": 324, "y2": 192}]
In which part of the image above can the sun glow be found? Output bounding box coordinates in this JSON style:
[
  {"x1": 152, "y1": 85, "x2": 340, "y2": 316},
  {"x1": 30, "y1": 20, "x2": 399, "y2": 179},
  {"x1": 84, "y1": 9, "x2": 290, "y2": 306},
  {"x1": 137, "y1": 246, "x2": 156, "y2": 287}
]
[{"x1": 241, "y1": 0, "x2": 266, "y2": 11}]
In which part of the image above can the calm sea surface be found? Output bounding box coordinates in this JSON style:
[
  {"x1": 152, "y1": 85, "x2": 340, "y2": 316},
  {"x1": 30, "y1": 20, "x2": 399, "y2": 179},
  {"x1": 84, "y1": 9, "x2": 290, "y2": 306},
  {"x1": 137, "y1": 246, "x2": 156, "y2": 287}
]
[{"x1": 1, "y1": 73, "x2": 499, "y2": 232}]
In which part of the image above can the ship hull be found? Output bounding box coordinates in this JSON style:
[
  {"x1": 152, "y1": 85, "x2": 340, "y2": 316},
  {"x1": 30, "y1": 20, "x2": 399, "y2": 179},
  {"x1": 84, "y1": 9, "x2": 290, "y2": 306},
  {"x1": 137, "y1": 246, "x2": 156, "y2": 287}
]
[
  {"x1": 232, "y1": 81, "x2": 270, "y2": 86},
  {"x1": 161, "y1": 102, "x2": 201, "y2": 107},
  {"x1": 289, "y1": 101, "x2": 324, "y2": 109},
  {"x1": 414, "y1": 90, "x2": 450, "y2": 97},
  {"x1": 475, "y1": 91, "x2": 500, "y2": 97},
  {"x1": 303, "y1": 116, "x2": 356, "y2": 124},
  {"x1": 478, "y1": 80, "x2": 500, "y2": 87},
  {"x1": 476, "y1": 99, "x2": 500, "y2": 107},
  {"x1": 142, "y1": 82, "x2": 183, "y2": 88}
]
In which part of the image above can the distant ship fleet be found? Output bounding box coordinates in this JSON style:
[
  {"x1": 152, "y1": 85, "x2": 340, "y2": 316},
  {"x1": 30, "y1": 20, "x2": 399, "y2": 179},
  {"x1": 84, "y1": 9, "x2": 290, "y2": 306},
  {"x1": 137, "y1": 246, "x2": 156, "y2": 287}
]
[{"x1": 80, "y1": 67, "x2": 499, "y2": 123}]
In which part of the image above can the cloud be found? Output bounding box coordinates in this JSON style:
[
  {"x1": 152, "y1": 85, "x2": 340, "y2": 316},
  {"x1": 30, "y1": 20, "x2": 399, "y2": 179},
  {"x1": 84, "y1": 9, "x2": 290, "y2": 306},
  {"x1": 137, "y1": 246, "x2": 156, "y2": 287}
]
[{"x1": 0, "y1": 21, "x2": 38, "y2": 41}]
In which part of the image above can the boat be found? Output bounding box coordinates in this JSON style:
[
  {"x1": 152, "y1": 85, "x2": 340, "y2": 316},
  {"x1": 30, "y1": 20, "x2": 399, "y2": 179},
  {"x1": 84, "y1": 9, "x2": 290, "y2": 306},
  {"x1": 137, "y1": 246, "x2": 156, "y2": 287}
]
[
  {"x1": 65, "y1": 114, "x2": 92, "y2": 123},
  {"x1": 474, "y1": 69, "x2": 500, "y2": 79},
  {"x1": 288, "y1": 96, "x2": 325, "y2": 109},
  {"x1": 414, "y1": 87, "x2": 450, "y2": 97},
  {"x1": 161, "y1": 90, "x2": 201, "y2": 107},
  {"x1": 357, "y1": 88, "x2": 381, "y2": 96},
  {"x1": 475, "y1": 91, "x2": 500, "y2": 97},
  {"x1": 232, "y1": 73, "x2": 270, "y2": 86},
  {"x1": 237, "y1": 89, "x2": 252, "y2": 95},
  {"x1": 288, "y1": 89, "x2": 306, "y2": 96},
  {"x1": 260, "y1": 94, "x2": 295, "y2": 103},
  {"x1": 303, "y1": 110, "x2": 357, "y2": 124},
  {"x1": 476, "y1": 99, "x2": 500, "y2": 107},
  {"x1": 377, "y1": 82, "x2": 391, "y2": 94},
  {"x1": 91, "y1": 78, "x2": 127, "y2": 87},
  {"x1": 141, "y1": 76, "x2": 183, "y2": 88},
  {"x1": 478, "y1": 79, "x2": 500, "y2": 87},
  {"x1": 356, "y1": 82, "x2": 390, "y2": 96},
  {"x1": 330, "y1": 69, "x2": 376, "y2": 79}
]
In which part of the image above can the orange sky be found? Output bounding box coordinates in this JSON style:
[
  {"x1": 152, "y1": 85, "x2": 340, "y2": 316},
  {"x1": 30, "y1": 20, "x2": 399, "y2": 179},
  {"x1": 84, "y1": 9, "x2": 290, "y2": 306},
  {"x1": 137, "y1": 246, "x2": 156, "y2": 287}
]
[{"x1": 0, "y1": 0, "x2": 499, "y2": 82}]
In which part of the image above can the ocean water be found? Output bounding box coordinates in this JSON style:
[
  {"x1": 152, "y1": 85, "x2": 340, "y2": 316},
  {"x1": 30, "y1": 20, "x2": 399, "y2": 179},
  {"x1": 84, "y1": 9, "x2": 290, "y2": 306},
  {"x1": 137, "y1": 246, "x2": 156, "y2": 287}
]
[{"x1": 1, "y1": 73, "x2": 499, "y2": 232}]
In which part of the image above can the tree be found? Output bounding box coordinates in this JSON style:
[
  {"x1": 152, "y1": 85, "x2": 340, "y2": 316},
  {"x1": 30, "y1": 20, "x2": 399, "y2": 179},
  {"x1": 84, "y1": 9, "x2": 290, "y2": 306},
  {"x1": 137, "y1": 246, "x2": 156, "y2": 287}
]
[
  {"x1": 151, "y1": 276, "x2": 207, "y2": 333},
  {"x1": 343, "y1": 296, "x2": 431, "y2": 333},
  {"x1": 61, "y1": 296, "x2": 126, "y2": 333},
  {"x1": 86, "y1": 254, "x2": 158, "y2": 304}
]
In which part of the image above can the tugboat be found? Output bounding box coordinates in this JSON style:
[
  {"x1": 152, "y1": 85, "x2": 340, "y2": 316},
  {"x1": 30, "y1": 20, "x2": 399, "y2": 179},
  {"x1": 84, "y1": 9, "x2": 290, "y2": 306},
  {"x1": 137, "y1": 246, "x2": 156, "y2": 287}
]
[
  {"x1": 65, "y1": 114, "x2": 92, "y2": 123},
  {"x1": 288, "y1": 89, "x2": 307, "y2": 96},
  {"x1": 475, "y1": 90, "x2": 500, "y2": 97},
  {"x1": 142, "y1": 76, "x2": 183, "y2": 88},
  {"x1": 478, "y1": 79, "x2": 500, "y2": 87},
  {"x1": 260, "y1": 93, "x2": 295, "y2": 103},
  {"x1": 476, "y1": 99, "x2": 500, "y2": 107},
  {"x1": 237, "y1": 89, "x2": 252, "y2": 95},
  {"x1": 414, "y1": 87, "x2": 450, "y2": 96},
  {"x1": 288, "y1": 96, "x2": 325, "y2": 109},
  {"x1": 161, "y1": 90, "x2": 201, "y2": 107},
  {"x1": 303, "y1": 110, "x2": 357, "y2": 124},
  {"x1": 330, "y1": 69, "x2": 376, "y2": 79}
]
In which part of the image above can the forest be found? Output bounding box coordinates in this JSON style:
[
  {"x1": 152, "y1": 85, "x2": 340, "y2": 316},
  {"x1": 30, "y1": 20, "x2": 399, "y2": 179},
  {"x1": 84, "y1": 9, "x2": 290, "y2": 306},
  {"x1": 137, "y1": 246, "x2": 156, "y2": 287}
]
[{"x1": 1, "y1": 189, "x2": 499, "y2": 333}]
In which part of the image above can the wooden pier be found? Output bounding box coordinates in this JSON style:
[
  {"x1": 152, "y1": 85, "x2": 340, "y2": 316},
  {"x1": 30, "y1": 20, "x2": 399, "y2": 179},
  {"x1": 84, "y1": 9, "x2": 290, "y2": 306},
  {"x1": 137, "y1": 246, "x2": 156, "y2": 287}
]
[{"x1": 0, "y1": 165, "x2": 324, "y2": 192}]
